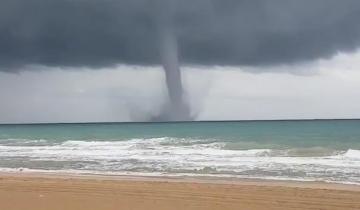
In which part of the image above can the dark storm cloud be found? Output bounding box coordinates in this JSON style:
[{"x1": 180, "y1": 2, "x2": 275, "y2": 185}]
[{"x1": 1, "y1": 0, "x2": 360, "y2": 71}]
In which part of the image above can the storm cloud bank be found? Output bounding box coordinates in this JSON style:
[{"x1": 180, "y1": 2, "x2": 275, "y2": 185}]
[
  {"x1": 1, "y1": 0, "x2": 360, "y2": 121},
  {"x1": 1, "y1": 0, "x2": 360, "y2": 70}
]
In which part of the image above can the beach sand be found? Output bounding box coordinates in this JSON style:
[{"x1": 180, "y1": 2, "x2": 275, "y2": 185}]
[{"x1": 1, "y1": 173, "x2": 360, "y2": 210}]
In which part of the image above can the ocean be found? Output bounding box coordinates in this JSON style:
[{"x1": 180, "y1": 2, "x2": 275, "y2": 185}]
[{"x1": 0, "y1": 120, "x2": 359, "y2": 184}]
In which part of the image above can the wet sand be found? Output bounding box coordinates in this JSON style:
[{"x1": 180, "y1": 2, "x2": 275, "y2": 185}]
[{"x1": 1, "y1": 173, "x2": 360, "y2": 210}]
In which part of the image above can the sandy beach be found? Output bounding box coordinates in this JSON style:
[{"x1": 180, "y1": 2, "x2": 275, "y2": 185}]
[{"x1": 1, "y1": 173, "x2": 360, "y2": 210}]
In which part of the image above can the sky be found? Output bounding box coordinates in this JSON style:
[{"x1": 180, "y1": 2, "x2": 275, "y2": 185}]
[
  {"x1": 1, "y1": 0, "x2": 360, "y2": 123},
  {"x1": 1, "y1": 50, "x2": 360, "y2": 123}
]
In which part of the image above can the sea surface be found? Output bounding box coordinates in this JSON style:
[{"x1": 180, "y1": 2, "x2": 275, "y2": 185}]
[{"x1": 0, "y1": 120, "x2": 360, "y2": 184}]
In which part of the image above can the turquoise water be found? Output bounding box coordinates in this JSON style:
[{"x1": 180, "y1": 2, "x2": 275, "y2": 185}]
[
  {"x1": 1, "y1": 120, "x2": 359, "y2": 148},
  {"x1": 0, "y1": 120, "x2": 360, "y2": 183}
]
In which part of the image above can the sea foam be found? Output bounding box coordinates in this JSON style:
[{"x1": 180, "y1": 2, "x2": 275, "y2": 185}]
[{"x1": 1, "y1": 137, "x2": 360, "y2": 184}]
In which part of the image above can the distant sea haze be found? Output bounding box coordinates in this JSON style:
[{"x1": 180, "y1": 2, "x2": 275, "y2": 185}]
[{"x1": 0, "y1": 120, "x2": 360, "y2": 184}]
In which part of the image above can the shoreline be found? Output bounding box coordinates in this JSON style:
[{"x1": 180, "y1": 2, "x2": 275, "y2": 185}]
[
  {"x1": 1, "y1": 170, "x2": 360, "y2": 191},
  {"x1": 1, "y1": 172, "x2": 360, "y2": 210}
]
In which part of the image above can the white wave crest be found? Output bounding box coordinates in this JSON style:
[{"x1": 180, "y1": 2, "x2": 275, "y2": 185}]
[
  {"x1": 342, "y1": 149, "x2": 360, "y2": 159},
  {"x1": 1, "y1": 138, "x2": 360, "y2": 184}
]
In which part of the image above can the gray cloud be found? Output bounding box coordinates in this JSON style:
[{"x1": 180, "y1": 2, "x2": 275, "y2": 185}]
[{"x1": 1, "y1": 0, "x2": 360, "y2": 71}]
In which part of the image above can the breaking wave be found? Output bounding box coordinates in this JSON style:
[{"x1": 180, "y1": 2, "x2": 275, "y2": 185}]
[{"x1": 1, "y1": 137, "x2": 360, "y2": 184}]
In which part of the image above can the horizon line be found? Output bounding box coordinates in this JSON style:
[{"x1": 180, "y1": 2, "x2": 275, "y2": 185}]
[{"x1": 0, "y1": 118, "x2": 359, "y2": 126}]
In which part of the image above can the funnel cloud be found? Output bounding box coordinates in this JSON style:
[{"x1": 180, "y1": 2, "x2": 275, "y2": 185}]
[
  {"x1": 154, "y1": 0, "x2": 191, "y2": 121},
  {"x1": 156, "y1": 24, "x2": 191, "y2": 121}
]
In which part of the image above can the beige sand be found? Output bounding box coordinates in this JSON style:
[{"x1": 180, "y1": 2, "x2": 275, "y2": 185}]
[{"x1": 1, "y1": 173, "x2": 360, "y2": 210}]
